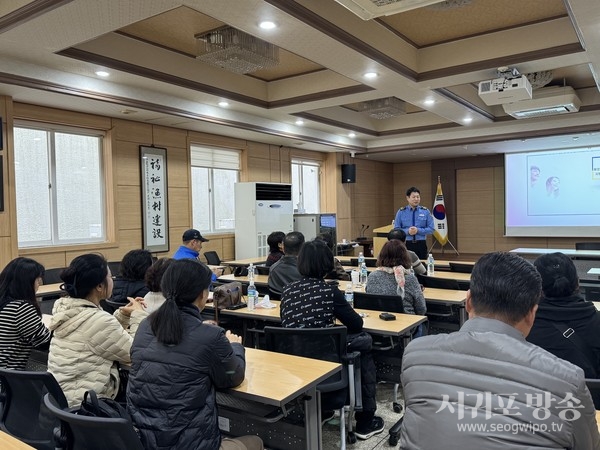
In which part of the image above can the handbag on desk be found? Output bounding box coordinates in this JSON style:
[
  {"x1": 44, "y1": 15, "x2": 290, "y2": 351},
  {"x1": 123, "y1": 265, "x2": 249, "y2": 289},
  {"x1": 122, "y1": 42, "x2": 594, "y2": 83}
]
[{"x1": 212, "y1": 282, "x2": 243, "y2": 324}]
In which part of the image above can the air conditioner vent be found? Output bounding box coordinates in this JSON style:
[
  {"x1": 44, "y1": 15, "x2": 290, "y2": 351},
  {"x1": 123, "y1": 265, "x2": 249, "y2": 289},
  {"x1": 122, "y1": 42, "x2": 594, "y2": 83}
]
[
  {"x1": 502, "y1": 86, "x2": 581, "y2": 119},
  {"x1": 333, "y1": 0, "x2": 446, "y2": 19}
]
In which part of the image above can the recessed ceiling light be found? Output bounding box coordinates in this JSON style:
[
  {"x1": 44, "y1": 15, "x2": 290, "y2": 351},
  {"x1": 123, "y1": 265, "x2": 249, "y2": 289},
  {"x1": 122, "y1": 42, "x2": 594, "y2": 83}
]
[
  {"x1": 423, "y1": 99, "x2": 435, "y2": 106},
  {"x1": 363, "y1": 72, "x2": 378, "y2": 79},
  {"x1": 295, "y1": 119, "x2": 304, "y2": 126},
  {"x1": 463, "y1": 117, "x2": 473, "y2": 124},
  {"x1": 259, "y1": 21, "x2": 277, "y2": 30},
  {"x1": 95, "y1": 70, "x2": 110, "y2": 77},
  {"x1": 348, "y1": 132, "x2": 356, "y2": 138},
  {"x1": 218, "y1": 101, "x2": 229, "y2": 107}
]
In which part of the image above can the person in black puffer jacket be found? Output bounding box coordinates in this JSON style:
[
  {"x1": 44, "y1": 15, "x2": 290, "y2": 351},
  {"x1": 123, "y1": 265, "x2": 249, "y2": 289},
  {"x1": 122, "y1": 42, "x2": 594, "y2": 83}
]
[
  {"x1": 527, "y1": 252, "x2": 600, "y2": 407},
  {"x1": 126, "y1": 259, "x2": 263, "y2": 450},
  {"x1": 101, "y1": 249, "x2": 153, "y2": 313}
]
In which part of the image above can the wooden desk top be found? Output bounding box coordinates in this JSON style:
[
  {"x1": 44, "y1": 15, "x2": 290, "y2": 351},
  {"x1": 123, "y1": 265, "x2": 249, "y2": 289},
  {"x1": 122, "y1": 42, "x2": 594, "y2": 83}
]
[
  {"x1": 37, "y1": 283, "x2": 63, "y2": 297},
  {"x1": 0, "y1": 431, "x2": 35, "y2": 450},
  {"x1": 422, "y1": 287, "x2": 466, "y2": 304},
  {"x1": 222, "y1": 257, "x2": 267, "y2": 267},
  {"x1": 596, "y1": 410, "x2": 600, "y2": 431},
  {"x1": 218, "y1": 274, "x2": 269, "y2": 286},
  {"x1": 229, "y1": 347, "x2": 341, "y2": 406},
  {"x1": 210, "y1": 300, "x2": 425, "y2": 337},
  {"x1": 429, "y1": 271, "x2": 471, "y2": 282}
]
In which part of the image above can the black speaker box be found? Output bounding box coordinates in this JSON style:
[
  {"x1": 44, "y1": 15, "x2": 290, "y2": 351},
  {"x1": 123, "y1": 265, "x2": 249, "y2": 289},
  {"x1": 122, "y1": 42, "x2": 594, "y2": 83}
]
[{"x1": 341, "y1": 164, "x2": 356, "y2": 183}]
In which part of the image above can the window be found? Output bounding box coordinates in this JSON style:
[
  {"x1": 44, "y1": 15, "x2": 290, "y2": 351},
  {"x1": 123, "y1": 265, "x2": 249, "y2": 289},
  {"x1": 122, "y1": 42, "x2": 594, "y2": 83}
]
[
  {"x1": 14, "y1": 123, "x2": 105, "y2": 247},
  {"x1": 190, "y1": 145, "x2": 240, "y2": 233},
  {"x1": 292, "y1": 159, "x2": 320, "y2": 213}
]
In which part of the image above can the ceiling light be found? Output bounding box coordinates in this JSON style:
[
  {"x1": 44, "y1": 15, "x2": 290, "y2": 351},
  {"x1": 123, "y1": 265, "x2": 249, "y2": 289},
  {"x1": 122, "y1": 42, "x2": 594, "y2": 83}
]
[
  {"x1": 348, "y1": 132, "x2": 356, "y2": 138},
  {"x1": 463, "y1": 117, "x2": 473, "y2": 124},
  {"x1": 95, "y1": 70, "x2": 109, "y2": 77},
  {"x1": 363, "y1": 72, "x2": 378, "y2": 79},
  {"x1": 295, "y1": 119, "x2": 304, "y2": 126},
  {"x1": 259, "y1": 21, "x2": 277, "y2": 30},
  {"x1": 196, "y1": 26, "x2": 279, "y2": 74},
  {"x1": 357, "y1": 97, "x2": 405, "y2": 120},
  {"x1": 423, "y1": 99, "x2": 435, "y2": 106},
  {"x1": 218, "y1": 101, "x2": 229, "y2": 107}
]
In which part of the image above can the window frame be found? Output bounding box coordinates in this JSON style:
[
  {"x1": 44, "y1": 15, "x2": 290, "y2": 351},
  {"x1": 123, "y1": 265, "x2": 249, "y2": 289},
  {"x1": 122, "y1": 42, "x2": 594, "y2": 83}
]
[
  {"x1": 13, "y1": 120, "x2": 109, "y2": 249},
  {"x1": 291, "y1": 158, "x2": 321, "y2": 214}
]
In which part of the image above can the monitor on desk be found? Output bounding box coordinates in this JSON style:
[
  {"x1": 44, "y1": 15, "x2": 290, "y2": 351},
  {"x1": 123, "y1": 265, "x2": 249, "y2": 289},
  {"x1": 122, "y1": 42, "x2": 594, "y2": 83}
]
[{"x1": 320, "y1": 214, "x2": 336, "y2": 228}]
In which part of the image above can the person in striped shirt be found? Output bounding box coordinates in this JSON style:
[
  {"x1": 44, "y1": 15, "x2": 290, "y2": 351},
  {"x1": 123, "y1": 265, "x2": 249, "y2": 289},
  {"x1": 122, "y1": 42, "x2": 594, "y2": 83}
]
[{"x1": 0, "y1": 257, "x2": 51, "y2": 370}]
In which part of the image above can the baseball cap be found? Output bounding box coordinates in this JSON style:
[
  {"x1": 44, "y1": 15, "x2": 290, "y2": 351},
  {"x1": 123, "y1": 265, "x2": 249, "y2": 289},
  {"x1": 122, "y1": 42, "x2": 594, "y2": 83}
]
[{"x1": 182, "y1": 229, "x2": 209, "y2": 242}]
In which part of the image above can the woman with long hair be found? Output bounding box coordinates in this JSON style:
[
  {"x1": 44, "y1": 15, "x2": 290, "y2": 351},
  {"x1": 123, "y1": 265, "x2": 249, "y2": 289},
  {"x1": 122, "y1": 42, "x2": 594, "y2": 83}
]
[
  {"x1": 47, "y1": 253, "x2": 146, "y2": 407},
  {"x1": 127, "y1": 259, "x2": 263, "y2": 450},
  {"x1": 142, "y1": 257, "x2": 173, "y2": 313},
  {"x1": 102, "y1": 249, "x2": 153, "y2": 312},
  {"x1": 0, "y1": 257, "x2": 51, "y2": 370}
]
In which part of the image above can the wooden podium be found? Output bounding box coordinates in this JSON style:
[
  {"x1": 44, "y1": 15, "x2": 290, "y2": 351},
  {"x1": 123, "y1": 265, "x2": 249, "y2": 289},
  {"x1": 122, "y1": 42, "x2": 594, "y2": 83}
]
[{"x1": 373, "y1": 224, "x2": 394, "y2": 258}]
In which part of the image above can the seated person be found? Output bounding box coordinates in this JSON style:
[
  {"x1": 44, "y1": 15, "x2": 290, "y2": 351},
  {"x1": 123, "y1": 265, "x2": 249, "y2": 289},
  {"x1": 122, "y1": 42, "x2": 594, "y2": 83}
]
[
  {"x1": 366, "y1": 240, "x2": 426, "y2": 336},
  {"x1": 265, "y1": 231, "x2": 285, "y2": 267},
  {"x1": 527, "y1": 252, "x2": 600, "y2": 391},
  {"x1": 268, "y1": 231, "x2": 305, "y2": 298},
  {"x1": 173, "y1": 229, "x2": 221, "y2": 281},
  {"x1": 48, "y1": 254, "x2": 147, "y2": 407},
  {"x1": 127, "y1": 259, "x2": 263, "y2": 450},
  {"x1": 387, "y1": 228, "x2": 426, "y2": 275},
  {"x1": 399, "y1": 252, "x2": 600, "y2": 449},
  {"x1": 142, "y1": 257, "x2": 174, "y2": 314},
  {"x1": 280, "y1": 239, "x2": 384, "y2": 441},
  {"x1": 102, "y1": 249, "x2": 153, "y2": 313}
]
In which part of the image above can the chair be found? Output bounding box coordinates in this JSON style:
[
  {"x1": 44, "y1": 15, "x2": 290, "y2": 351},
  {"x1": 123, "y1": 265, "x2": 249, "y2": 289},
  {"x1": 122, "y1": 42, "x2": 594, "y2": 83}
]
[
  {"x1": 255, "y1": 264, "x2": 270, "y2": 276},
  {"x1": 576, "y1": 242, "x2": 600, "y2": 251},
  {"x1": 264, "y1": 325, "x2": 360, "y2": 448},
  {"x1": 0, "y1": 368, "x2": 68, "y2": 450},
  {"x1": 584, "y1": 379, "x2": 600, "y2": 409},
  {"x1": 353, "y1": 292, "x2": 406, "y2": 413},
  {"x1": 417, "y1": 274, "x2": 460, "y2": 290},
  {"x1": 43, "y1": 393, "x2": 144, "y2": 450},
  {"x1": 204, "y1": 251, "x2": 222, "y2": 266},
  {"x1": 42, "y1": 268, "x2": 63, "y2": 285},
  {"x1": 448, "y1": 262, "x2": 474, "y2": 274},
  {"x1": 107, "y1": 261, "x2": 122, "y2": 277},
  {"x1": 350, "y1": 258, "x2": 377, "y2": 268}
]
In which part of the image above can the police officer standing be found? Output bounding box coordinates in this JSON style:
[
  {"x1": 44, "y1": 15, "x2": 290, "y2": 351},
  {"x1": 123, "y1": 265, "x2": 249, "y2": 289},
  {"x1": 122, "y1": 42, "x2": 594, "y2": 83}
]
[{"x1": 394, "y1": 187, "x2": 434, "y2": 259}]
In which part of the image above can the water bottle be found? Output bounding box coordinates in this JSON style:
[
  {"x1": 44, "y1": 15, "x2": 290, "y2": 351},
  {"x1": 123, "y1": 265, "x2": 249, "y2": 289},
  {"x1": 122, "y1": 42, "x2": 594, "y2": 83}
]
[
  {"x1": 247, "y1": 264, "x2": 257, "y2": 310},
  {"x1": 357, "y1": 252, "x2": 365, "y2": 271},
  {"x1": 427, "y1": 253, "x2": 435, "y2": 276},
  {"x1": 344, "y1": 283, "x2": 354, "y2": 308},
  {"x1": 360, "y1": 262, "x2": 368, "y2": 287}
]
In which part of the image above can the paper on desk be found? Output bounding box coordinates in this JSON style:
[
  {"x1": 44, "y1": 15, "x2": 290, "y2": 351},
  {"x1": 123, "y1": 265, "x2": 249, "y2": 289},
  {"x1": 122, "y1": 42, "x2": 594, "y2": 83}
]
[{"x1": 256, "y1": 295, "x2": 277, "y2": 309}]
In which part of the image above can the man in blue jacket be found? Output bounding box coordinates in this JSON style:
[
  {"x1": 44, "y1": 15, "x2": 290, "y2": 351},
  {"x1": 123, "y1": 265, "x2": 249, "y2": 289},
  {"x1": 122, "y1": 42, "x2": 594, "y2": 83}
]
[
  {"x1": 173, "y1": 229, "x2": 218, "y2": 281},
  {"x1": 393, "y1": 187, "x2": 434, "y2": 259}
]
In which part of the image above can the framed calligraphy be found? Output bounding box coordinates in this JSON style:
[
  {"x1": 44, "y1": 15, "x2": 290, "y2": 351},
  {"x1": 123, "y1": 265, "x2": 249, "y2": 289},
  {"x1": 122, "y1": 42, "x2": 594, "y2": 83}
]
[{"x1": 140, "y1": 146, "x2": 169, "y2": 252}]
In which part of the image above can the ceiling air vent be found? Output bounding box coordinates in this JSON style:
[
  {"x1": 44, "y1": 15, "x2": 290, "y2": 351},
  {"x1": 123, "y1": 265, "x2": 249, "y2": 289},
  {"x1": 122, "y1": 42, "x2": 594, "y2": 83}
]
[
  {"x1": 502, "y1": 86, "x2": 581, "y2": 119},
  {"x1": 333, "y1": 0, "x2": 447, "y2": 20}
]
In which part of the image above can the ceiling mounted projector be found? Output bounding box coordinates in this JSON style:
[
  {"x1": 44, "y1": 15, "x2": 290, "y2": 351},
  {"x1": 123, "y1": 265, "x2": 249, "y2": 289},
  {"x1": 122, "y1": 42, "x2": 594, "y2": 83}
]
[
  {"x1": 333, "y1": 0, "x2": 447, "y2": 20},
  {"x1": 478, "y1": 75, "x2": 532, "y2": 106}
]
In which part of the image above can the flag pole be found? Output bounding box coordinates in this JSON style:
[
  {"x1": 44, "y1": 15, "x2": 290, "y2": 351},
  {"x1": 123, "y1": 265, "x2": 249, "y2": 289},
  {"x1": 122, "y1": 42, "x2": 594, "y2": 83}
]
[{"x1": 430, "y1": 176, "x2": 459, "y2": 255}]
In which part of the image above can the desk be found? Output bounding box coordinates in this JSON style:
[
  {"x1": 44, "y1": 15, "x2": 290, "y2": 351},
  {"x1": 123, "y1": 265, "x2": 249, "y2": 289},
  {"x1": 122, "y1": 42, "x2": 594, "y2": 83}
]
[
  {"x1": 218, "y1": 274, "x2": 269, "y2": 286},
  {"x1": 223, "y1": 347, "x2": 341, "y2": 450},
  {"x1": 588, "y1": 268, "x2": 600, "y2": 280},
  {"x1": 37, "y1": 283, "x2": 63, "y2": 298},
  {"x1": 429, "y1": 271, "x2": 471, "y2": 282},
  {"x1": 0, "y1": 432, "x2": 35, "y2": 450},
  {"x1": 222, "y1": 257, "x2": 267, "y2": 267}
]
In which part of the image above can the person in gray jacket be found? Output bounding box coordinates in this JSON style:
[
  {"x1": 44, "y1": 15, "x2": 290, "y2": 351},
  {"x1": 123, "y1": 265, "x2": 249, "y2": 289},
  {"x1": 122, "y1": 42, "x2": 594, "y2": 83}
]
[{"x1": 399, "y1": 251, "x2": 600, "y2": 450}]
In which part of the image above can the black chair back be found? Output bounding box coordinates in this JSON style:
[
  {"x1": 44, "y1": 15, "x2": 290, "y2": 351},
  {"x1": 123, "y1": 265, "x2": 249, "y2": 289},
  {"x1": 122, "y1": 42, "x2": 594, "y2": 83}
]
[
  {"x1": 255, "y1": 264, "x2": 270, "y2": 276},
  {"x1": 575, "y1": 242, "x2": 600, "y2": 251},
  {"x1": 107, "y1": 261, "x2": 121, "y2": 277},
  {"x1": 584, "y1": 379, "x2": 600, "y2": 409},
  {"x1": 204, "y1": 251, "x2": 222, "y2": 265},
  {"x1": 43, "y1": 394, "x2": 144, "y2": 450},
  {"x1": 353, "y1": 291, "x2": 404, "y2": 314},
  {"x1": 448, "y1": 262, "x2": 474, "y2": 274},
  {"x1": 417, "y1": 274, "x2": 460, "y2": 290},
  {"x1": 350, "y1": 258, "x2": 377, "y2": 267},
  {"x1": 42, "y1": 268, "x2": 64, "y2": 285},
  {"x1": 0, "y1": 369, "x2": 68, "y2": 450}
]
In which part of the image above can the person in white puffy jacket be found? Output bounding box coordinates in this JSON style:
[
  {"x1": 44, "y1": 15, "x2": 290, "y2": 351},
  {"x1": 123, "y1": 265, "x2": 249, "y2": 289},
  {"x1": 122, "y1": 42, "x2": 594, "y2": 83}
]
[{"x1": 47, "y1": 253, "x2": 147, "y2": 407}]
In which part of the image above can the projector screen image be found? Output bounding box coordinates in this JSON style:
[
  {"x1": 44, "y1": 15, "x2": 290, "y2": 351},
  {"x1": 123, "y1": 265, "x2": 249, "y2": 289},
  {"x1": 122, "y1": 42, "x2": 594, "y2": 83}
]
[{"x1": 505, "y1": 147, "x2": 600, "y2": 237}]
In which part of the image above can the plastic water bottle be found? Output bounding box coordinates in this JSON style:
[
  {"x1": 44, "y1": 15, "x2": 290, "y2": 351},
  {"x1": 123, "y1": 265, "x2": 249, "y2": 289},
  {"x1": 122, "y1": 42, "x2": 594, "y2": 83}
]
[
  {"x1": 427, "y1": 253, "x2": 435, "y2": 276},
  {"x1": 357, "y1": 252, "x2": 365, "y2": 271},
  {"x1": 360, "y1": 262, "x2": 368, "y2": 287},
  {"x1": 247, "y1": 264, "x2": 257, "y2": 310},
  {"x1": 345, "y1": 283, "x2": 354, "y2": 308}
]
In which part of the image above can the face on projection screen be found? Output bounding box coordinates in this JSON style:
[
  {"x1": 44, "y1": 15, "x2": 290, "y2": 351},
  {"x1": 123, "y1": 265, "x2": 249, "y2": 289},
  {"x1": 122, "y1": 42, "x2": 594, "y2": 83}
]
[{"x1": 505, "y1": 147, "x2": 600, "y2": 237}]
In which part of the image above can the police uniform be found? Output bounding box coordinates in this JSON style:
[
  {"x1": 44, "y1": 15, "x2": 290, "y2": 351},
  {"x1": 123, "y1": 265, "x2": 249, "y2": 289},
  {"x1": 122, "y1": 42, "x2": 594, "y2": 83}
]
[{"x1": 394, "y1": 205, "x2": 434, "y2": 259}]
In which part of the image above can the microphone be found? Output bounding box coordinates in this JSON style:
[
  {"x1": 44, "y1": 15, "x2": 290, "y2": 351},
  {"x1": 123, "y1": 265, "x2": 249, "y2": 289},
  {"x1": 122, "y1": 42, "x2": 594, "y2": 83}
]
[{"x1": 364, "y1": 225, "x2": 370, "y2": 233}]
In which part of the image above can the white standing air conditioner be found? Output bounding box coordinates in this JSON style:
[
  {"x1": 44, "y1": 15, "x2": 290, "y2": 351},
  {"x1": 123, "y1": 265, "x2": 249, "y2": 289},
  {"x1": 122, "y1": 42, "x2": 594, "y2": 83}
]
[
  {"x1": 333, "y1": 0, "x2": 447, "y2": 20},
  {"x1": 502, "y1": 86, "x2": 581, "y2": 119},
  {"x1": 234, "y1": 182, "x2": 293, "y2": 259}
]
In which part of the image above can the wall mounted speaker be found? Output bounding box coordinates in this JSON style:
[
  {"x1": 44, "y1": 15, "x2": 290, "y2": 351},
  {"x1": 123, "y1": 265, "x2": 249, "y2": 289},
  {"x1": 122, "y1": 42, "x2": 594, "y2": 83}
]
[{"x1": 341, "y1": 164, "x2": 356, "y2": 183}]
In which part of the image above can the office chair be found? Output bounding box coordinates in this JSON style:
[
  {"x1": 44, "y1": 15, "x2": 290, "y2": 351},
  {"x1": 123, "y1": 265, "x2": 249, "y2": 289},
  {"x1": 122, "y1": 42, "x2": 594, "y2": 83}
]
[
  {"x1": 42, "y1": 268, "x2": 64, "y2": 285},
  {"x1": 0, "y1": 369, "x2": 68, "y2": 450},
  {"x1": 264, "y1": 325, "x2": 361, "y2": 448},
  {"x1": 353, "y1": 292, "x2": 407, "y2": 413},
  {"x1": 43, "y1": 394, "x2": 144, "y2": 450},
  {"x1": 417, "y1": 274, "x2": 461, "y2": 290},
  {"x1": 255, "y1": 264, "x2": 270, "y2": 276},
  {"x1": 575, "y1": 242, "x2": 600, "y2": 251},
  {"x1": 448, "y1": 262, "x2": 474, "y2": 274},
  {"x1": 107, "y1": 261, "x2": 122, "y2": 277},
  {"x1": 204, "y1": 251, "x2": 222, "y2": 266},
  {"x1": 350, "y1": 258, "x2": 377, "y2": 268}
]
